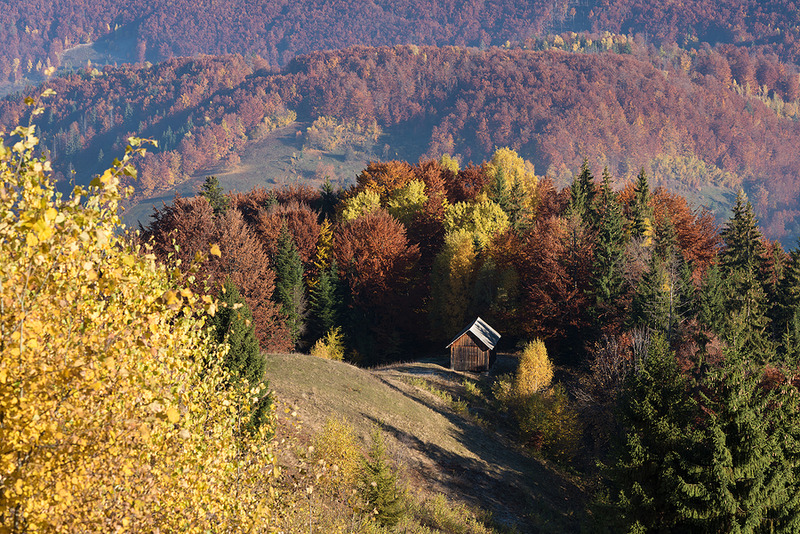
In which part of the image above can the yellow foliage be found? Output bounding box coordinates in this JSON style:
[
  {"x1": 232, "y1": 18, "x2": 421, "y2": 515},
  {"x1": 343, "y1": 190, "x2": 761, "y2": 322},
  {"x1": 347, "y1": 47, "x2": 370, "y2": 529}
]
[
  {"x1": 0, "y1": 112, "x2": 277, "y2": 530},
  {"x1": 443, "y1": 200, "x2": 509, "y2": 249},
  {"x1": 305, "y1": 116, "x2": 381, "y2": 152},
  {"x1": 484, "y1": 147, "x2": 538, "y2": 215},
  {"x1": 309, "y1": 218, "x2": 335, "y2": 289},
  {"x1": 312, "y1": 417, "x2": 363, "y2": 493},
  {"x1": 439, "y1": 153, "x2": 460, "y2": 173},
  {"x1": 386, "y1": 179, "x2": 428, "y2": 224},
  {"x1": 429, "y1": 230, "x2": 479, "y2": 339},
  {"x1": 341, "y1": 189, "x2": 381, "y2": 222},
  {"x1": 310, "y1": 327, "x2": 345, "y2": 361},
  {"x1": 514, "y1": 339, "x2": 553, "y2": 397},
  {"x1": 517, "y1": 385, "x2": 581, "y2": 462}
]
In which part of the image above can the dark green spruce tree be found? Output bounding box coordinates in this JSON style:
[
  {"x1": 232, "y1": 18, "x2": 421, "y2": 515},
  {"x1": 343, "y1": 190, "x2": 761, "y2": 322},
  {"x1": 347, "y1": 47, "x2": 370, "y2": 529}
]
[
  {"x1": 488, "y1": 167, "x2": 510, "y2": 212},
  {"x1": 698, "y1": 262, "x2": 727, "y2": 336},
  {"x1": 210, "y1": 279, "x2": 272, "y2": 433},
  {"x1": 717, "y1": 191, "x2": 772, "y2": 360},
  {"x1": 320, "y1": 178, "x2": 340, "y2": 221},
  {"x1": 697, "y1": 349, "x2": 800, "y2": 533},
  {"x1": 200, "y1": 175, "x2": 230, "y2": 215},
  {"x1": 273, "y1": 225, "x2": 307, "y2": 346},
  {"x1": 775, "y1": 245, "x2": 800, "y2": 364},
  {"x1": 653, "y1": 214, "x2": 678, "y2": 261},
  {"x1": 567, "y1": 158, "x2": 597, "y2": 222},
  {"x1": 629, "y1": 167, "x2": 653, "y2": 240},
  {"x1": 309, "y1": 259, "x2": 342, "y2": 340},
  {"x1": 361, "y1": 429, "x2": 403, "y2": 527},
  {"x1": 210, "y1": 279, "x2": 263, "y2": 385},
  {"x1": 591, "y1": 168, "x2": 627, "y2": 322},
  {"x1": 507, "y1": 177, "x2": 527, "y2": 230},
  {"x1": 629, "y1": 251, "x2": 695, "y2": 342},
  {"x1": 601, "y1": 334, "x2": 705, "y2": 533}
]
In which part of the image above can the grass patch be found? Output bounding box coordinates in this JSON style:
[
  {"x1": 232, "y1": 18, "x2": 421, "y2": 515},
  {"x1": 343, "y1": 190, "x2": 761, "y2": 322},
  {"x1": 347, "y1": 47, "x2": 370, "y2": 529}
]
[{"x1": 263, "y1": 352, "x2": 589, "y2": 533}]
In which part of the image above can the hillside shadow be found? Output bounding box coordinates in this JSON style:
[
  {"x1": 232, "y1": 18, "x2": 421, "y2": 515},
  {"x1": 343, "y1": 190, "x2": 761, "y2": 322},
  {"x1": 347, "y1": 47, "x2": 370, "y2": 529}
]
[{"x1": 366, "y1": 372, "x2": 587, "y2": 533}]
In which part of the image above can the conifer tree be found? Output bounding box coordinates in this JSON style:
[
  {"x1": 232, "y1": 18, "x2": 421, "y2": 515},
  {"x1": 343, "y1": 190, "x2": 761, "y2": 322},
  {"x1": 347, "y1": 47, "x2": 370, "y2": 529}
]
[
  {"x1": 200, "y1": 175, "x2": 230, "y2": 215},
  {"x1": 629, "y1": 251, "x2": 694, "y2": 341},
  {"x1": 210, "y1": 279, "x2": 264, "y2": 386},
  {"x1": 361, "y1": 429, "x2": 403, "y2": 527},
  {"x1": 567, "y1": 159, "x2": 596, "y2": 221},
  {"x1": 320, "y1": 177, "x2": 339, "y2": 220},
  {"x1": 699, "y1": 262, "x2": 726, "y2": 335},
  {"x1": 488, "y1": 166, "x2": 510, "y2": 212},
  {"x1": 274, "y1": 225, "x2": 307, "y2": 346},
  {"x1": 604, "y1": 335, "x2": 704, "y2": 532},
  {"x1": 653, "y1": 213, "x2": 678, "y2": 260},
  {"x1": 766, "y1": 380, "x2": 800, "y2": 532},
  {"x1": 592, "y1": 168, "x2": 627, "y2": 316},
  {"x1": 309, "y1": 259, "x2": 342, "y2": 340},
  {"x1": 630, "y1": 167, "x2": 653, "y2": 237},
  {"x1": 507, "y1": 177, "x2": 527, "y2": 230},
  {"x1": 718, "y1": 191, "x2": 771, "y2": 359},
  {"x1": 209, "y1": 279, "x2": 272, "y2": 433},
  {"x1": 774, "y1": 244, "x2": 800, "y2": 363},
  {"x1": 629, "y1": 168, "x2": 652, "y2": 240},
  {"x1": 698, "y1": 352, "x2": 797, "y2": 533},
  {"x1": 720, "y1": 191, "x2": 766, "y2": 275}
]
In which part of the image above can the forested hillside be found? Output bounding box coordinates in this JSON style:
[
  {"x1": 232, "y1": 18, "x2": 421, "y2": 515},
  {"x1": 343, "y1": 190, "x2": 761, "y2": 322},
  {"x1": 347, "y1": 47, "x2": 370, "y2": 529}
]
[
  {"x1": 4, "y1": 42, "x2": 800, "y2": 240},
  {"x1": 137, "y1": 143, "x2": 800, "y2": 531},
  {"x1": 3, "y1": 0, "x2": 800, "y2": 84},
  {"x1": 8, "y1": 0, "x2": 800, "y2": 531}
]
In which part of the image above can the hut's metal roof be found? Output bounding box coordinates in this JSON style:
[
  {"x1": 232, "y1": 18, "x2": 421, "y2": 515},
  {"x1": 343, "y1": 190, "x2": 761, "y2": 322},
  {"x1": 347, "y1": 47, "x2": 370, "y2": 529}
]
[{"x1": 446, "y1": 317, "x2": 501, "y2": 351}]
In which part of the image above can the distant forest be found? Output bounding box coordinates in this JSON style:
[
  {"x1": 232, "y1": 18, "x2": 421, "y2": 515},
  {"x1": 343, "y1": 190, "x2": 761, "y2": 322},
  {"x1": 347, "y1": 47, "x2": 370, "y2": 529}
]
[
  {"x1": 3, "y1": 0, "x2": 800, "y2": 81},
  {"x1": 3, "y1": 41, "x2": 800, "y2": 240}
]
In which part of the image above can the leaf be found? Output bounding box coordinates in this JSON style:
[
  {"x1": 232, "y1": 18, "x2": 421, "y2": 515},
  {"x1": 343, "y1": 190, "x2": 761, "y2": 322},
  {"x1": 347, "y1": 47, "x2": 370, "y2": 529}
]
[
  {"x1": 166, "y1": 407, "x2": 180, "y2": 424},
  {"x1": 210, "y1": 243, "x2": 222, "y2": 257}
]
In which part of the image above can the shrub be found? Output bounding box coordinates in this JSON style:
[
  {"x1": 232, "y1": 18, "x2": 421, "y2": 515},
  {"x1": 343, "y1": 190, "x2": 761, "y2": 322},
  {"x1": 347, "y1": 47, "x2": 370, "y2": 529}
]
[
  {"x1": 312, "y1": 417, "x2": 362, "y2": 493},
  {"x1": 360, "y1": 429, "x2": 404, "y2": 527},
  {"x1": 514, "y1": 339, "x2": 553, "y2": 398},
  {"x1": 310, "y1": 326, "x2": 346, "y2": 360},
  {"x1": 517, "y1": 385, "x2": 581, "y2": 462}
]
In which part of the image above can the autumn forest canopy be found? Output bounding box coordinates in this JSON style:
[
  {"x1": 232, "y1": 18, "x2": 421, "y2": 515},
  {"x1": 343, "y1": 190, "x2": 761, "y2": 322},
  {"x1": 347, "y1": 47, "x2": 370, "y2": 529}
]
[{"x1": 8, "y1": 0, "x2": 800, "y2": 531}]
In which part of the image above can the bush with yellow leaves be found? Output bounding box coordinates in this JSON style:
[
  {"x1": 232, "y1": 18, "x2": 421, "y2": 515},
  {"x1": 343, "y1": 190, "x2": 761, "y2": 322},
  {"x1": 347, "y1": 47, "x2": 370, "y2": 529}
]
[
  {"x1": 0, "y1": 102, "x2": 277, "y2": 531},
  {"x1": 313, "y1": 417, "x2": 363, "y2": 493},
  {"x1": 310, "y1": 326, "x2": 346, "y2": 361},
  {"x1": 514, "y1": 338, "x2": 554, "y2": 397}
]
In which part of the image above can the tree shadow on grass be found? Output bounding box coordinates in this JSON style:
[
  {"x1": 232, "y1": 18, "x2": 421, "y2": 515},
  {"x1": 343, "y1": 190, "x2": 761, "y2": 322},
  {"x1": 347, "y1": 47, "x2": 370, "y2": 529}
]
[{"x1": 362, "y1": 376, "x2": 587, "y2": 534}]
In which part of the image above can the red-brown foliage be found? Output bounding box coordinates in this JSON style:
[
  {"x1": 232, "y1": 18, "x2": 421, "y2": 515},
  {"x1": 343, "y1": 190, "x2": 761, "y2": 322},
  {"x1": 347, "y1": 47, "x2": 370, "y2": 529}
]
[
  {"x1": 140, "y1": 196, "x2": 292, "y2": 351},
  {"x1": 354, "y1": 161, "x2": 416, "y2": 199},
  {"x1": 519, "y1": 215, "x2": 594, "y2": 357},
  {"x1": 445, "y1": 164, "x2": 490, "y2": 203},
  {"x1": 6, "y1": 45, "x2": 800, "y2": 242},
  {"x1": 651, "y1": 190, "x2": 722, "y2": 279},
  {"x1": 334, "y1": 209, "x2": 420, "y2": 303},
  {"x1": 254, "y1": 201, "x2": 321, "y2": 264}
]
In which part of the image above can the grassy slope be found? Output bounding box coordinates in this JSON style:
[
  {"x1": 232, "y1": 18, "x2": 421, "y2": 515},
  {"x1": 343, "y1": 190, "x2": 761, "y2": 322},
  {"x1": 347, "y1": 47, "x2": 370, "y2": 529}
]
[
  {"x1": 264, "y1": 353, "x2": 587, "y2": 533},
  {"x1": 123, "y1": 121, "x2": 385, "y2": 228}
]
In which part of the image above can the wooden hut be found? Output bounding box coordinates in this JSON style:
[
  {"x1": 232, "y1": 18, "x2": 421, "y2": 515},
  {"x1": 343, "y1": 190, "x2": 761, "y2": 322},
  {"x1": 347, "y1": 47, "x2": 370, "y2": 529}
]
[{"x1": 446, "y1": 317, "x2": 501, "y2": 371}]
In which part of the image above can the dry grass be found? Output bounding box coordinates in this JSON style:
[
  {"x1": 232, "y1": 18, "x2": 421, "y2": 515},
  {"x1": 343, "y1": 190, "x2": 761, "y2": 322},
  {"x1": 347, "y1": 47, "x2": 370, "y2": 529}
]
[{"x1": 263, "y1": 352, "x2": 588, "y2": 533}]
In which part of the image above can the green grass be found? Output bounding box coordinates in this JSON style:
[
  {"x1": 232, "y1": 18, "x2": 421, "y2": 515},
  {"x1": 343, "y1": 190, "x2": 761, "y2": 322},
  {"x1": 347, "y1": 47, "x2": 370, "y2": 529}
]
[{"x1": 263, "y1": 353, "x2": 588, "y2": 533}]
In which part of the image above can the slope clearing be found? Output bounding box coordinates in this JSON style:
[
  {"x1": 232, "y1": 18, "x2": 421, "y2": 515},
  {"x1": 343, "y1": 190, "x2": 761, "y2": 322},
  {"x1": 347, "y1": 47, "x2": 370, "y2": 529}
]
[{"x1": 264, "y1": 353, "x2": 587, "y2": 533}]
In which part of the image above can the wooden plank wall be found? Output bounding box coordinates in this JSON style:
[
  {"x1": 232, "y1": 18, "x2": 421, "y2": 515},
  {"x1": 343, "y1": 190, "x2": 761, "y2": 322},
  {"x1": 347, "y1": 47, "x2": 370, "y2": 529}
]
[{"x1": 451, "y1": 334, "x2": 488, "y2": 371}]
